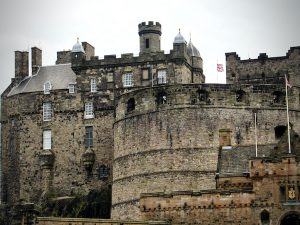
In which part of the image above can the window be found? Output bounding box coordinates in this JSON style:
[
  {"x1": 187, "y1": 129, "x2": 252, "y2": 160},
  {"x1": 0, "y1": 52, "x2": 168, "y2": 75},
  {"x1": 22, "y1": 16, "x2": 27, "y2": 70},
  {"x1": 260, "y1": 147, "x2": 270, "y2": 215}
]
[
  {"x1": 273, "y1": 91, "x2": 284, "y2": 104},
  {"x1": 198, "y1": 90, "x2": 208, "y2": 102},
  {"x1": 123, "y1": 73, "x2": 133, "y2": 87},
  {"x1": 84, "y1": 102, "x2": 94, "y2": 119},
  {"x1": 219, "y1": 129, "x2": 231, "y2": 147},
  {"x1": 146, "y1": 39, "x2": 150, "y2": 48},
  {"x1": 90, "y1": 78, "x2": 97, "y2": 92},
  {"x1": 68, "y1": 84, "x2": 75, "y2": 93},
  {"x1": 44, "y1": 81, "x2": 52, "y2": 94},
  {"x1": 275, "y1": 126, "x2": 286, "y2": 140},
  {"x1": 157, "y1": 70, "x2": 167, "y2": 84},
  {"x1": 127, "y1": 98, "x2": 135, "y2": 112},
  {"x1": 156, "y1": 92, "x2": 167, "y2": 105},
  {"x1": 142, "y1": 69, "x2": 149, "y2": 80},
  {"x1": 236, "y1": 90, "x2": 245, "y2": 102},
  {"x1": 99, "y1": 165, "x2": 110, "y2": 179},
  {"x1": 43, "y1": 102, "x2": 52, "y2": 121},
  {"x1": 85, "y1": 126, "x2": 93, "y2": 148},
  {"x1": 43, "y1": 130, "x2": 52, "y2": 150},
  {"x1": 260, "y1": 210, "x2": 270, "y2": 225}
]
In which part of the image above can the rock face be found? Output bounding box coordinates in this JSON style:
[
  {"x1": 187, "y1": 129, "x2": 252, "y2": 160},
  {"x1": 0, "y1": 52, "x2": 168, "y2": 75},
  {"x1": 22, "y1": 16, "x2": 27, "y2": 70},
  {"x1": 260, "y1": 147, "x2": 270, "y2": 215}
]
[{"x1": 1, "y1": 21, "x2": 300, "y2": 224}]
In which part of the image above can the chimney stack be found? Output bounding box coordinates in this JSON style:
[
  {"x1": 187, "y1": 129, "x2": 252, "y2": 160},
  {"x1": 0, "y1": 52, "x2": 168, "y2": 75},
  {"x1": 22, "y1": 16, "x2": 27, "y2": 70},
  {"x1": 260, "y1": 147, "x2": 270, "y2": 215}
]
[
  {"x1": 31, "y1": 47, "x2": 42, "y2": 75},
  {"x1": 15, "y1": 51, "x2": 29, "y2": 80}
]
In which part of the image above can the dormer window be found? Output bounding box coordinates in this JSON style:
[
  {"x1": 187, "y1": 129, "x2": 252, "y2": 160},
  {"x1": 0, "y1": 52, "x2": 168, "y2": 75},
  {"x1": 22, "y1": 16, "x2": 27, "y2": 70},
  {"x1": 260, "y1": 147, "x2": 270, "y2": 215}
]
[
  {"x1": 84, "y1": 102, "x2": 94, "y2": 119},
  {"x1": 90, "y1": 78, "x2": 97, "y2": 92},
  {"x1": 68, "y1": 84, "x2": 75, "y2": 93},
  {"x1": 157, "y1": 70, "x2": 167, "y2": 84},
  {"x1": 44, "y1": 81, "x2": 52, "y2": 94}
]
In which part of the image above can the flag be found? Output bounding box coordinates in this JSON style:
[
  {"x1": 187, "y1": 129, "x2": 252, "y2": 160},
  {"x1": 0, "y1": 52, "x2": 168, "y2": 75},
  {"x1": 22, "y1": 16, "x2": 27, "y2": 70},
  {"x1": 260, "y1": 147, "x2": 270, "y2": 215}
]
[
  {"x1": 217, "y1": 64, "x2": 224, "y2": 72},
  {"x1": 285, "y1": 76, "x2": 292, "y2": 88}
]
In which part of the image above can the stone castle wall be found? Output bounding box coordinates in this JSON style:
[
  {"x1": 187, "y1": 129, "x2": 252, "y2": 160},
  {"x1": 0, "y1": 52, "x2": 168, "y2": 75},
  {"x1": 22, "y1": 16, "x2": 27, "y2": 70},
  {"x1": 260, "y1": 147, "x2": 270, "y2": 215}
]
[
  {"x1": 226, "y1": 46, "x2": 300, "y2": 85},
  {"x1": 1, "y1": 89, "x2": 114, "y2": 205},
  {"x1": 112, "y1": 84, "x2": 300, "y2": 219}
]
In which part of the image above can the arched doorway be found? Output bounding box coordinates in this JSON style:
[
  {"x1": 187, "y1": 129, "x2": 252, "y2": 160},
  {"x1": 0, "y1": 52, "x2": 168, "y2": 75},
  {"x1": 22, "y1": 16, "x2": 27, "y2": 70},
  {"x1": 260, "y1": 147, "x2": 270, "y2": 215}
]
[{"x1": 280, "y1": 212, "x2": 300, "y2": 225}]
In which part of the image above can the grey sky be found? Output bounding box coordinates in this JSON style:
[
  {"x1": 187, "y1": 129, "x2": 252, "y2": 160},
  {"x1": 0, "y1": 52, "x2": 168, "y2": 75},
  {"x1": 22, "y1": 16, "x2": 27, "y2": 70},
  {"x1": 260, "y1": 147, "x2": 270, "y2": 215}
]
[{"x1": 0, "y1": 0, "x2": 299, "y2": 94}]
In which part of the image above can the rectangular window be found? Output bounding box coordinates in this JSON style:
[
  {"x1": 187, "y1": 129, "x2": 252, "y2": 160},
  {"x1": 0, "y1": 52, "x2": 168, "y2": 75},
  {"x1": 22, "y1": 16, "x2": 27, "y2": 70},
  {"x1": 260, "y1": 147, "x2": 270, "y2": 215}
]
[
  {"x1": 123, "y1": 73, "x2": 133, "y2": 87},
  {"x1": 219, "y1": 129, "x2": 231, "y2": 147},
  {"x1": 157, "y1": 70, "x2": 167, "y2": 84},
  {"x1": 90, "y1": 78, "x2": 97, "y2": 92},
  {"x1": 43, "y1": 102, "x2": 52, "y2": 121},
  {"x1": 85, "y1": 126, "x2": 93, "y2": 148},
  {"x1": 44, "y1": 81, "x2": 52, "y2": 94},
  {"x1": 43, "y1": 130, "x2": 52, "y2": 150},
  {"x1": 68, "y1": 84, "x2": 75, "y2": 93},
  {"x1": 84, "y1": 102, "x2": 94, "y2": 119},
  {"x1": 142, "y1": 69, "x2": 149, "y2": 80},
  {"x1": 146, "y1": 39, "x2": 150, "y2": 48}
]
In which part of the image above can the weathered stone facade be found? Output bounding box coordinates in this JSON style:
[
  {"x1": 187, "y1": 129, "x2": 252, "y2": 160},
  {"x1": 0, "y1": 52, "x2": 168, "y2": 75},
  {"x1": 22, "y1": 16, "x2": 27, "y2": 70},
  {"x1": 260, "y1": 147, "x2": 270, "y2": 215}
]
[{"x1": 1, "y1": 21, "x2": 300, "y2": 224}]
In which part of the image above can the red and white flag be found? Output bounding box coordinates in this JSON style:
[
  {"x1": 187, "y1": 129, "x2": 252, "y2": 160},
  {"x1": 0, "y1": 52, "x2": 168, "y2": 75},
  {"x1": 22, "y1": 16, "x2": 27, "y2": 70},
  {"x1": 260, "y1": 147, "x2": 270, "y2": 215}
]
[
  {"x1": 286, "y1": 76, "x2": 292, "y2": 88},
  {"x1": 217, "y1": 64, "x2": 224, "y2": 72}
]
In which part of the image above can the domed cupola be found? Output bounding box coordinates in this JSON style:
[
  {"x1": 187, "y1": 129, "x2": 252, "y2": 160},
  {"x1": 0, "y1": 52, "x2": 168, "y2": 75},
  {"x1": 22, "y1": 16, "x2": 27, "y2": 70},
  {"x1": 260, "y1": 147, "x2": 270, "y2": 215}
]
[
  {"x1": 72, "y1": 38, "x2": 85, "y2": 53},
  {"x1": 187, "y1": 37, "x2": 201, "y2": 57},
  {"x1": 173, "y1": 29, "x2": 186, "y2": 44}
]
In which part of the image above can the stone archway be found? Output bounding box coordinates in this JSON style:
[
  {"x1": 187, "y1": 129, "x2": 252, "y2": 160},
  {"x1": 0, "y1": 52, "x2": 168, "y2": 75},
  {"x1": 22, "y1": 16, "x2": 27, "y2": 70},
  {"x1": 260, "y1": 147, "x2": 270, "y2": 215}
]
[{"x1": 280, "y1": 212, "x2": 300, "y2": 225}]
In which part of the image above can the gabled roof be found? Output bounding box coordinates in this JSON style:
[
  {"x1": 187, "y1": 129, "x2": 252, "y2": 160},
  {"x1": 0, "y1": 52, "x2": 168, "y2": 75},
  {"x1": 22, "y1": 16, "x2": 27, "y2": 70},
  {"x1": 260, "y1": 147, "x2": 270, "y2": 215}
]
[{"x1": 8, "y1": 63, "x2": 76, "y2": 97}]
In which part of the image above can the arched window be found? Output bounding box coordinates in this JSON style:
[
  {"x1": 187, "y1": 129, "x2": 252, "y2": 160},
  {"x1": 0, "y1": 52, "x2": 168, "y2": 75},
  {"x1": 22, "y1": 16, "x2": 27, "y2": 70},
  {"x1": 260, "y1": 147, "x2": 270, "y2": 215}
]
[
  {"x1": 127, "y1": 98, "x2": 135, "y2": 112},
  {"x1": 261, "y1": 210, "x2": 270, "y2": 225}
]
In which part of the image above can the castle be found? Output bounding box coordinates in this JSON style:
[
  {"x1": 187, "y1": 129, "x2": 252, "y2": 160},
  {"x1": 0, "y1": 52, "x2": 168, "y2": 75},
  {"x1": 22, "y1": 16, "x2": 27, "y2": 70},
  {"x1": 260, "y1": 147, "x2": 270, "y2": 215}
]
[{"x1": 1, "y1": 21, "x2": 300, "y2": 225}]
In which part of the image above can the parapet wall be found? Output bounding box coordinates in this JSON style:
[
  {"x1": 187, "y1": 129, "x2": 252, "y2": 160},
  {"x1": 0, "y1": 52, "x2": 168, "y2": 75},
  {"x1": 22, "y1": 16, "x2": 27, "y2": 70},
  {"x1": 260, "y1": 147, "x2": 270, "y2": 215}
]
[
  {"x1": 226, "y1": 46, "x2": 300, "y2": 86},
  {"x1": 112, "y1": 83, "x2": 300, "y2": 220}
]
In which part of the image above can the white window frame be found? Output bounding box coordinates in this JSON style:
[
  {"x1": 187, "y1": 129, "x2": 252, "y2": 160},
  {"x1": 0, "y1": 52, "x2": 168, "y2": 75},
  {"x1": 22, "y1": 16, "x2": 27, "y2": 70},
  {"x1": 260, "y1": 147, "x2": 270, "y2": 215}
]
[
  {"x1": 90, "y1": 78, "x2": 97, "y2": 92},
  {"x1": 157, "y1": 70, "x2": 167, "y2": 84},
  {"x1": 43, "y1": 102, "x2": 52, "y2": 121},
  {"x1": 43, "y1": 130, "x2": 52, "y2": 150},
  {"x1": 44, "y1": 81, "x2": 52, "y2": 94},
  {"x1": 84, "y1": 102, "x2": 94, "y2": 119},
  {"x1": 68, "y1": 84, "x2": 75, "y2": 93},
  {"x1": 123, "y1": 73, "x2": 133, "y2": 87}
]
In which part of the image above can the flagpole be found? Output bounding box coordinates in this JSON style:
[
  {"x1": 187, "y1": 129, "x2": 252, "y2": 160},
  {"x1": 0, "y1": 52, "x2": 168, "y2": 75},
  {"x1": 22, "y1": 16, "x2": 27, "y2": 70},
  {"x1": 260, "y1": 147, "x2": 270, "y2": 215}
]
[
  {"x1": 254, "y1": 112, "x2": 258, "y2": 157},
  {"x1": 285, "y1": 74, "x2": 291, "y2": 154}
]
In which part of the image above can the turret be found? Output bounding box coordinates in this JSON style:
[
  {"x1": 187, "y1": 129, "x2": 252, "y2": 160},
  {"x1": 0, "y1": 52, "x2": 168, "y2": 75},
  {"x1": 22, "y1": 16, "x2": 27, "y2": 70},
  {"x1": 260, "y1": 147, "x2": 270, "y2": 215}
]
[
  {"x1": 138, "y1": 21, "x2": 161, "y2": 54},
  {"x1": 71, "y1": 38, "x2": 86, "y2": 64}
]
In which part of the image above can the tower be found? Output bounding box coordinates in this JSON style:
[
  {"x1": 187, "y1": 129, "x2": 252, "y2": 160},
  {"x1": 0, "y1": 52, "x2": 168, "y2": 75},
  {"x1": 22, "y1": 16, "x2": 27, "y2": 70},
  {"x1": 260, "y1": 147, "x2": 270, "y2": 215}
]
[{"x1": 138, "y1": 21, "x2": 161, "y2": 54}]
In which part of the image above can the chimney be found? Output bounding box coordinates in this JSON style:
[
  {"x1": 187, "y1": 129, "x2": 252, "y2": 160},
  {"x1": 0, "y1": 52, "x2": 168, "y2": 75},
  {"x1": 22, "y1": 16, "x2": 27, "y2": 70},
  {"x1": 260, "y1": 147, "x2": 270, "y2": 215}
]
[
  {"x1": 31, "y1": 47, "x2": 42, "y2": 75},
  {"x1": 15, "y1": 51, "x2": 29, "y2": 80}
]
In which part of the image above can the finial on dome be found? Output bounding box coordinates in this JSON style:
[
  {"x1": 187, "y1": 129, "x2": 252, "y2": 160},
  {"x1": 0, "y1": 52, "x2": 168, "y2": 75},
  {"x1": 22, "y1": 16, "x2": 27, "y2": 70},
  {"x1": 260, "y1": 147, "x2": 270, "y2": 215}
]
[
  {"x1": 189, "y1": 32, "x2": 192, "y2": 42},
  {"x1": 77, "y1": 37, "x2": 79, "y2": 43}
]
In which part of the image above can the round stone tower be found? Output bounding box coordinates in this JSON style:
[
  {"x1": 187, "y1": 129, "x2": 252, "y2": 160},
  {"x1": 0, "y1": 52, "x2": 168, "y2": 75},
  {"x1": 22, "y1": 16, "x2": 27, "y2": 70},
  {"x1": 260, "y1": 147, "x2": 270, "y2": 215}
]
[{"x1": 138, "y1": 21, "x2": 161, "y2": 54}]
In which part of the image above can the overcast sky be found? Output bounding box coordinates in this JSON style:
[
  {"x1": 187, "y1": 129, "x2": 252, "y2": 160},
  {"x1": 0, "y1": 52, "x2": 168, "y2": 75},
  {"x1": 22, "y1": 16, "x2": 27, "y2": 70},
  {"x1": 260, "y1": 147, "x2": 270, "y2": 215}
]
[{"x1": 0, "y1": 0, "x2": 299, "y2": 94}]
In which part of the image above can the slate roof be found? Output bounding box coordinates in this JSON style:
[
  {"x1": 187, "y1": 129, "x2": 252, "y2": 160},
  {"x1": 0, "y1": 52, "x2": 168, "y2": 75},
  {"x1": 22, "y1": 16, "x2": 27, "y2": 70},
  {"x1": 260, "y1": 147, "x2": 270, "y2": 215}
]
[{"x1": 8, "y1": 64, "x2": 76, "y2": 96}]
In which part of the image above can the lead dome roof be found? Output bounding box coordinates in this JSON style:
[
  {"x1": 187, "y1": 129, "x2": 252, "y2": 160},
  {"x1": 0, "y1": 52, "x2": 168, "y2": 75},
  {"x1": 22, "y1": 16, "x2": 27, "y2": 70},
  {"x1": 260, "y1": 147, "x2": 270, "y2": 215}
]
[
  {"x1": 173, "y1": 30, "x2": 186, "y2": 44},
  {"x1": 72, "y1": 38, "x2": 85, "y2": 53},
  {"x1": 187, "y1": 40, "x2": 201, "y2": 57}
]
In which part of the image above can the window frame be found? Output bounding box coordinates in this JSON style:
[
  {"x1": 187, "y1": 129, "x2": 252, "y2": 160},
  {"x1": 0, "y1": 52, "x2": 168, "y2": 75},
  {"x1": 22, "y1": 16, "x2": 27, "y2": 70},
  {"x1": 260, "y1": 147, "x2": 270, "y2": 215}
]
[
  {"x1": 43, "y1": 102, "x2": 52, "y2": 121},
  {"x1": 123, "y1": 73, "x2": 133, "y2": 87},
  {"x1": 43, "y1": 129, "x2": 52, "y2": 150},
  {"x1": 90, "y1": 78, "x2": 97, "y2": 92},
  {"x1": 84, "y1": 102, "x2": 94, "y2": 119},
  {"x1": 68, "y1": 84, "x2": 75, "y2": 93},
  {"x1": 85, "y1": 126, "x2": 93, "y2": 148},
  {"x1": 44, "y1": 81, "x2": 52, "y2": 94},
  {"x1": 157, "y1": 70, "x2": 167, "y2": 84}
]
